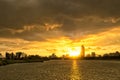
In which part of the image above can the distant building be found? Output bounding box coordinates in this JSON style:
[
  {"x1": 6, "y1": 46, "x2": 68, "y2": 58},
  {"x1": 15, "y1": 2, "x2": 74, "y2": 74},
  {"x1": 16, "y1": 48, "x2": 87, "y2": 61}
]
[{"x1": 80, "y1": 45, "x2": 85, "y2": 58}]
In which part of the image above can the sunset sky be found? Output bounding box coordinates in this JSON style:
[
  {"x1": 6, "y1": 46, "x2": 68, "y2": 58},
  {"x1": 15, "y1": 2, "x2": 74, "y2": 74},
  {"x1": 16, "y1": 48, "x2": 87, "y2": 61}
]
[{"x1": 0, "y1": 0, "x2": 120, "y2": 56}]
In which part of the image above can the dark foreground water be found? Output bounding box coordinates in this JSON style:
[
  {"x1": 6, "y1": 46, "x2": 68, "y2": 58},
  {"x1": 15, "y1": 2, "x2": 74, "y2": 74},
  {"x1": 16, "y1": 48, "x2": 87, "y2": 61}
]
[{"x1": 0, "y1": 60, "x2": 120, "y2": 80}]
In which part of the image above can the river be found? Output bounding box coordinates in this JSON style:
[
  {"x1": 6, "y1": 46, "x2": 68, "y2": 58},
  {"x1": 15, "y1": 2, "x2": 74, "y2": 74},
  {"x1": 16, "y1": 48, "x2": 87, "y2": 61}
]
[{"x1": 0, "y1": 60, "x2": 120, "y2": 80}]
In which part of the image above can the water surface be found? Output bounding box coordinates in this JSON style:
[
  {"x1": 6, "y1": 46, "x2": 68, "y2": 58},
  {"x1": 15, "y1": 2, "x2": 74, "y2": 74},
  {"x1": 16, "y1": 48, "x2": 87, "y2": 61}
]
[{"x1": 0, "y1": 60, "x2": 120, "y2": 80}]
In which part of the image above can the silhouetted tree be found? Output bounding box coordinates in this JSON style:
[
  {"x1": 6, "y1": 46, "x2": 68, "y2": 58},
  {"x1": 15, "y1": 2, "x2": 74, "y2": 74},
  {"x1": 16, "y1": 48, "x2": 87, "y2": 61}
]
[
  {"x1": 103, "y1": 54, "x2": 109, "y2": 57},
  {"x1": 16, "y1": 52, "x2": 23, "y2": 60},
  {"x1": 11, "y1": 52, "x2": 15, "y2": 60},
  {"x1": 27, "y1": 55, "x2": 41, "y2": 60},
  {"x1": 98, "y1": 55, "x2": 102, "y2": 58},
  {"x1": 49, "y1": 53, "x2": 57, "y2": 59},
  {"x1": 5, "y1": 52, "x2": 10, "y2": 60},
  {"x1": 115, "y1": 51, "x2": 120, "y2": 56},
  {"x1": 0, "y1": 53, "x2": 2, "y2": 60},
  {"x1": 91, "y1": 52, "x2": 96, "y2": 57},
  {"x1": 86, "y1": 54, "x2": 91, "y2": 57},
  {"x1": 21, "y1": 53, "x2": 27, "y2": 60}
]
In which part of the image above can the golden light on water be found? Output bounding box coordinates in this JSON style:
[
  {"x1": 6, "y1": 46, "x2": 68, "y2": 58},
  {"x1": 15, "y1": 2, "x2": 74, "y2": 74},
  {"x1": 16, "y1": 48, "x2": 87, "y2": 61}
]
[{"x1": 70, "y1": 60, "x2": 81, "y2": 80}]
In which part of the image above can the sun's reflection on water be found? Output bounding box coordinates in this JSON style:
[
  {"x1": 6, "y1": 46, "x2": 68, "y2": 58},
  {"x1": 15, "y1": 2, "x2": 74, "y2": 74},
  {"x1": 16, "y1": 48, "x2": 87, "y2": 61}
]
[{"x1": 70, "y1": 60, "x2": 82, "y2": 80}]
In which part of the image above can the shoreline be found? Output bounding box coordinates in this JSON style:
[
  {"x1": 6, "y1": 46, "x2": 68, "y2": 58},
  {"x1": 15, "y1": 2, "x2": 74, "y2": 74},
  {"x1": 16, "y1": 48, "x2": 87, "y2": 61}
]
[
  {"x1": 0, "y1": 59, "x2": 45, "y2": 66},
  {"x1": 1, "y1": 59, "x2": 120, "y2": 66}
]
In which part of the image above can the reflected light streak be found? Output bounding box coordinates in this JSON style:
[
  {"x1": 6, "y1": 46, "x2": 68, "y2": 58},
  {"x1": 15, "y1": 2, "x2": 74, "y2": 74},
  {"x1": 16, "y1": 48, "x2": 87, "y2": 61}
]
[{"x1": 70, "y1": 60, "x2": 82, "y2": 80}]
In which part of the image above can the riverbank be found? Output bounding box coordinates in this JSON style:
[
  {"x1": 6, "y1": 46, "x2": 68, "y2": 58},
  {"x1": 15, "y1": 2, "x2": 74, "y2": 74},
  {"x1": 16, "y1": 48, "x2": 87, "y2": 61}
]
[
  {"x1": 0, "y1": 59, "x2": 45, "y2": 66},
  {"x1": 1, "y1": 58, "x2": 120, "y2": 66}
]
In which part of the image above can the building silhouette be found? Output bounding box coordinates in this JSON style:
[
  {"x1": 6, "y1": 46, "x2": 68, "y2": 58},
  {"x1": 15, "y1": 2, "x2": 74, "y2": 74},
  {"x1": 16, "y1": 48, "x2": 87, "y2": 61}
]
[{"x1": 80, "y1": 45, "x2": 85, "y2": 58}]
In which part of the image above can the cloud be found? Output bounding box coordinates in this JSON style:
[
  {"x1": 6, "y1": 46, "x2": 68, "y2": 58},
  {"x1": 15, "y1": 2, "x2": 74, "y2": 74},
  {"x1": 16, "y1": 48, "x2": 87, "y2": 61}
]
[{"x1": 0, "y1": 0, "x2": 120, "y2": 41}]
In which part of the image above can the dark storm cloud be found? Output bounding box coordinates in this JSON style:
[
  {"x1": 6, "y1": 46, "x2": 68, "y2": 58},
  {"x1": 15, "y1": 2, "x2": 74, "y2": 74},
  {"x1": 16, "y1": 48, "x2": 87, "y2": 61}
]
[{"x1": 0, "y1": 0, "x2": 120, "y2": 41}]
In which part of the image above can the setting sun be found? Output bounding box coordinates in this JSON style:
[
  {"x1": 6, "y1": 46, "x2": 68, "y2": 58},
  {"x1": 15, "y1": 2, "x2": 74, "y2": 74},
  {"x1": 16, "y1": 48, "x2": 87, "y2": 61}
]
[{"x1": 69, "y1": 47, "x2": 81, "y2": 57}]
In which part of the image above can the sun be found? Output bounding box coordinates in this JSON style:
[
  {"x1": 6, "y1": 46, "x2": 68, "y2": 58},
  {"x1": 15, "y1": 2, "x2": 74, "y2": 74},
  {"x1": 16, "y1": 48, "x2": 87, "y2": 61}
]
[
  {"x1": 69, "y1": 51, "x2": 79, "y2": 57},
  {"x1": 69, "y1": 47, "x2": 80, "y2": 57}
]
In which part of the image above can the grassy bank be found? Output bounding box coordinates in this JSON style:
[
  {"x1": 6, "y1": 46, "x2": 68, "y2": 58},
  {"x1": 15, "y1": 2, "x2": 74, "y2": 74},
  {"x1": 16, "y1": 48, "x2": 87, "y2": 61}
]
[{"x1": 0, "y1": 59, "x2": 44, "y2": 66}]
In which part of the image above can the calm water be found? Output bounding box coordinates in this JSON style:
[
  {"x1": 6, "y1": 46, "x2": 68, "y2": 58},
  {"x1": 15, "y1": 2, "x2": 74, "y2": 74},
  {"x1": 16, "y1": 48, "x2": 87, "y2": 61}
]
[{"x1": 0, "y1": 60, "x2": 120, "y2": 80}]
